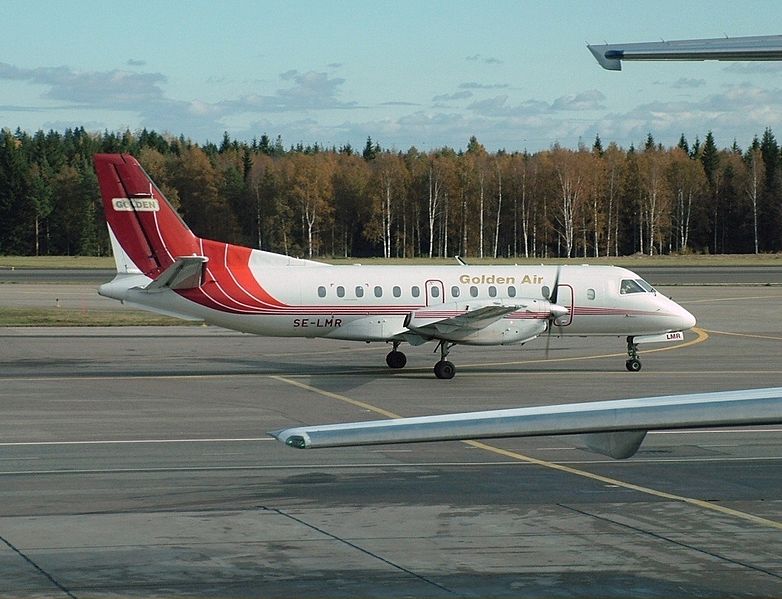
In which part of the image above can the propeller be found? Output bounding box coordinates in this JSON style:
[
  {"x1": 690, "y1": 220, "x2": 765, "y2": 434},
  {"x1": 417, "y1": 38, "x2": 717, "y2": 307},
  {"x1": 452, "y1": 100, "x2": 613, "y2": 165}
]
[{"x1": 544, "y1": 265, "x2": 570, "y2": 358}]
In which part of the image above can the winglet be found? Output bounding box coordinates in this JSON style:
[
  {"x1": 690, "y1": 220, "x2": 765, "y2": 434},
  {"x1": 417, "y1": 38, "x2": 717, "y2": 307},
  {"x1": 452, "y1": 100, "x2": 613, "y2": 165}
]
[
  {"x1": 269, "y1": 429, "x2": 311, "y2": 449},
  {"x1": 587, "y1": 44, "x2": 622, "y2": 70}
]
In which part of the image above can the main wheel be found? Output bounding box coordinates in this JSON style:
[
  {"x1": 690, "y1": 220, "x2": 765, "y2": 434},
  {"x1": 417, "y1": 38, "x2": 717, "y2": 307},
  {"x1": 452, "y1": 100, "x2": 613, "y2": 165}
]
[
  {"x1": 386, "y1": 350, "x2": 407, "y2": 369},
  {"x1": 625, "y1": 358, "x2": 642, "y2": 372},
  {"x1": 434, "y1": 360, "x2": 456, "y2": 379}
]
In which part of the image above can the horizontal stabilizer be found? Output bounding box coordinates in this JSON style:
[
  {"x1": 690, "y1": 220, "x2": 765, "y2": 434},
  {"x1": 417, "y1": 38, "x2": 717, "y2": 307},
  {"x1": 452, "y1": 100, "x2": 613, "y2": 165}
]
[
  {"x1": 144, "y1": 256, "x2": 208, "y2": 292},
  {"x1": 270, "y1": 387, "x2": 782, "y2": 459}
]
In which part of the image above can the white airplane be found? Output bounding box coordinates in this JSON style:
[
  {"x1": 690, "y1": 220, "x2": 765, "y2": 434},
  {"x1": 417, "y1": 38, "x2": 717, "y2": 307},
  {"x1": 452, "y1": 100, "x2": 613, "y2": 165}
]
[{"x1": 95, "y1": 153, "x2": 695, "y2": 379}]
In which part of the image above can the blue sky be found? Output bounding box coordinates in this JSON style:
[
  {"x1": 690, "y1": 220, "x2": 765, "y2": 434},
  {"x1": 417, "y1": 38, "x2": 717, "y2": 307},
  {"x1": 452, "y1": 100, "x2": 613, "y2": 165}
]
[{"x1": 3, "y1": 0, "x2": 782, "y2": 152}]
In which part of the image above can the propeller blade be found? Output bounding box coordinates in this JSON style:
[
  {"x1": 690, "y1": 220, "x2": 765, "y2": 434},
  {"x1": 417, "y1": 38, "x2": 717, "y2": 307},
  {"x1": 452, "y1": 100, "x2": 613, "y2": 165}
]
[
  {"x1": 545, "y1": 265, "x2": 563, "y2": 359},
  {"x1": 550, "y1": 265, "x2": 561, "y2": 305},
  {"x1": 545, "y1": 319, "x2": 552, "y2": 358}
]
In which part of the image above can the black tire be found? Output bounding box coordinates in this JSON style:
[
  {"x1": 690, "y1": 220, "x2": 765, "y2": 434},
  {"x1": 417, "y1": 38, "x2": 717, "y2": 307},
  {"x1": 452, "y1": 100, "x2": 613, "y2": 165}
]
[
  {"x1": 626, "y1": 359, "x2": 642, "y2": 372},
  {"x1": 386, "y1": 350, "x2": 407, "y2": 369},
  {"x1": 434, "y1": 360, "x2": 456, "y2": 379}
]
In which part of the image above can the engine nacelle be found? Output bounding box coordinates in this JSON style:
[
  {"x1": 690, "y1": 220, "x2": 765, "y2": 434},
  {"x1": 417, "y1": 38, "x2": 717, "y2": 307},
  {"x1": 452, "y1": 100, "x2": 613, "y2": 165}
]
[{"x1": 456, "y1": 318, "x2": 547, "y2": 345}]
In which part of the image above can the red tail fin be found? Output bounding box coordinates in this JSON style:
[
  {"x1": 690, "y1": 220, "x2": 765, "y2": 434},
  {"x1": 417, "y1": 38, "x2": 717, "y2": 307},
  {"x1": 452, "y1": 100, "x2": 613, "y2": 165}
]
[{"x1": 94, "y1": 154, "x2": 199, "y2": 277}]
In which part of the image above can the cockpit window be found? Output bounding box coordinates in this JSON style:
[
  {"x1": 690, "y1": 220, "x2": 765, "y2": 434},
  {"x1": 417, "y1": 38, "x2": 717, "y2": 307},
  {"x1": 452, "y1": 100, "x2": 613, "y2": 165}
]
[
  {"x1": 620, "y1": 279, "x2": 644, "y2": 294},
  {"x1": 635, "y1": 279, "x2": 655, "y2": 293}
]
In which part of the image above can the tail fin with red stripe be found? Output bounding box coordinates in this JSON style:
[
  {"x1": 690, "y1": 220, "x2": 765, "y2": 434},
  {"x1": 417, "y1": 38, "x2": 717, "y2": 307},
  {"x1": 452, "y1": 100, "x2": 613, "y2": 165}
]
[{"x1": 94, "y1": 153, "x2": 200, "y2": 278}]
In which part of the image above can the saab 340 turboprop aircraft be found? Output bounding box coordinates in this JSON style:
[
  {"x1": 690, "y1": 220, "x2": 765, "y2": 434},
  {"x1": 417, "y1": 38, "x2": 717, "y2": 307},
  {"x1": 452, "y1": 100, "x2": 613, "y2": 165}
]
[{"x1": 95, "y1": 153, "x2": 696, "y2": 379}]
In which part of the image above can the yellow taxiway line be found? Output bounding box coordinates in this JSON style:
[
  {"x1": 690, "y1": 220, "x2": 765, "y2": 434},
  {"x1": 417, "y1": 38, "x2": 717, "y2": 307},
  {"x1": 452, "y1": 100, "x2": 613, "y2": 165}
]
[{"x1": 270, "y1": 333, "x2": 782, "y2": 533}]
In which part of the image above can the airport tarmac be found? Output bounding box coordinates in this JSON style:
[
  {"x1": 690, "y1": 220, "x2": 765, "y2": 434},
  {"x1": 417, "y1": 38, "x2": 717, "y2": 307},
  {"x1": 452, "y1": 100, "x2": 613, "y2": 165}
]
[{"x1": 1, "y1": 280, "x2": 781, "y2": 597}]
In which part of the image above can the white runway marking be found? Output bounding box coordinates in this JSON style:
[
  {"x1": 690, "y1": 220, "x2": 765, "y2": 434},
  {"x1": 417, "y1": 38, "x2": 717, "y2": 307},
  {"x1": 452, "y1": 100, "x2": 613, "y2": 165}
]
[
  {"x1": 0, "y1": 437, "x2": 274, "y2": 447},
  {"x1": 2, "y1": 429, "x2": 780, "y2": 447}
]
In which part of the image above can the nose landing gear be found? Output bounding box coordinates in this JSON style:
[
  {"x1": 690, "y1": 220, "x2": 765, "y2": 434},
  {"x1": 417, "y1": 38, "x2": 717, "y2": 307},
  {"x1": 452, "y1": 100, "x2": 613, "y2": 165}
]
[{"x1": 626, "y1": 336, "x2": 642, "y2": 372}]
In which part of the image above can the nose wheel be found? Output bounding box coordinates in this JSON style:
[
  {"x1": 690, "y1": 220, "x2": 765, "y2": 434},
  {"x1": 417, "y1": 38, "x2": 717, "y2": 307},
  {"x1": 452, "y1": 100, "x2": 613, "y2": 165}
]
[{"x1": 625, "y1": 337, "x2": 642, "y2": 372}]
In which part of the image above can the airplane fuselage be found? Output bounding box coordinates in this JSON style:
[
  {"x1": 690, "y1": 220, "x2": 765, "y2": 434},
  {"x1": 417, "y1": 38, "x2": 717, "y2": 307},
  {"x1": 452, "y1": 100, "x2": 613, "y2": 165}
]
[{"x1": 100, "y1": 244, "x2": 694, "y2": 345}]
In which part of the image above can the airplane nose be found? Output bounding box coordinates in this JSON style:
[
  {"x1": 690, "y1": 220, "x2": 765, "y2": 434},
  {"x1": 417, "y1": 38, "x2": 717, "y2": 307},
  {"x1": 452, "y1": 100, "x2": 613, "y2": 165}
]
[{"x1": 679, "y1": 306, "x2": 696, "y2": 330}]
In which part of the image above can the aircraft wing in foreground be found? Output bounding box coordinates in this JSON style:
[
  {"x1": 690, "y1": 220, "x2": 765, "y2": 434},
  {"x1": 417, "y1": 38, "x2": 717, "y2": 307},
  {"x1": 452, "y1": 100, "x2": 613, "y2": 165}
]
[
  {"x1": 271, "y1": 387, "x2": 782, "y2": 459},
  {"x1": 589, "y1": 34, "x2": 782, "y2": 70}
]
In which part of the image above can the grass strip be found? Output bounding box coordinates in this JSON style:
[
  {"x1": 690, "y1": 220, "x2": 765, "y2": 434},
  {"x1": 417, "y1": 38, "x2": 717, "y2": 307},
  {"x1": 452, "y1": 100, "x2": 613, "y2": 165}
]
[{"x1": 0, "y1": 307, "x2": 196, "y2": 327}]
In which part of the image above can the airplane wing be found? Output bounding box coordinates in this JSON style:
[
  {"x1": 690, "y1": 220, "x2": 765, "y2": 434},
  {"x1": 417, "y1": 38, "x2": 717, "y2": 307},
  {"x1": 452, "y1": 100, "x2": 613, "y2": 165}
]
[
  {"x1": 406, "y1": 304, "x2": 521, "y2": 336},
  {"x1": 588, "y1": 34, "x2": 782, "y2": 71},
  {"x1": 270, "y1": 387, "x2": 782, "y2": 459}
]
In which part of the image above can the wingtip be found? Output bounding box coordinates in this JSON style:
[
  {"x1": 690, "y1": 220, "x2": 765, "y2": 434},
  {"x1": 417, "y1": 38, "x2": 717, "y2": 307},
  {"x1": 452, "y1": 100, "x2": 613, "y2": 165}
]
[
  {"x1": 587, "y1": 44, "x2": 622, "y2": 71},
  {"x1": 268, "y1": 429, "x2": 310, "y2": 449}
]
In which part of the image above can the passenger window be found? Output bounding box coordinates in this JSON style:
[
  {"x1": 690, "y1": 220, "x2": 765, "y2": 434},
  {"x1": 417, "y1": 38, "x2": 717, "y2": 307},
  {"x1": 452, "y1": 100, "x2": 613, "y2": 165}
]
[
  {"x1": 393, "y1": 286, "x2": 401, "y2": 298},
  {"x1": 355, "y1": 286, "x2": 364, "y2": 298},
  {"x1": 488, "y1": 285, "x2": 497, "y2": 298},
  {"x1": 541, "y1": 285, "x2": 550, "y2": 299},
  {"x1": 620, "y1": 279, "x2": 644, "y2": 294},
  {"x1": 374, "y1": 286, "x2": 383, "y2": 298},
  {"x1": 451, "y1": 286, "x2": 460, "y2": 298},
  {"x1": 470, "y1": 286, "x2": 478, "y2": 298},
  {"x1": 411, "y1": 286, "x2": 420, "y2": 298},
  {"x1": 431, "y1": 286, "x2": 440, "y2": 298},
  {"x1": 508, "y1": 286, "x2": 516, "y2": 298},
  {"x1": 317, "y1": 286, "x2": 326, "y2": 298},
  {"x1": 586, "y1": 288, "x2": 595, "y2": 300},
  {"x1": 336, "y1": 286, "x2": 345, "y2": 298}
]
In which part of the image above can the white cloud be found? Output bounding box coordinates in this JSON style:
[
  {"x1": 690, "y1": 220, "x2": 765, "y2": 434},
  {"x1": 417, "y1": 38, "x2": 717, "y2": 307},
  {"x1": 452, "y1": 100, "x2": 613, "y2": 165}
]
[
  {"x1": 465, "y1": 54, "x2": 503, "y2": 65},
  {"x1": 432, "y1": 91, "x2": 473, "y2": 102},
  {"x1": 224, "y1": 70, "x2": 358, "y2": 113},
  {"x1": 723, "y1": 63, "x2": 782, "y2": 74},
  {"x1": 551, "y1": 90, "x2": 606, "y2": 111},
  {"x1": 0, "y1": 62, "x2": 167, "y2": 108},
  {"x1": 586, "y1": 83, "x2": 782, "y2": 149},
  {"x1": 459, "y1": 81, "x2": 510, "y2": 90},
  {"x1": 671, "y1": 77, "x2": 706, "y2": 89}
]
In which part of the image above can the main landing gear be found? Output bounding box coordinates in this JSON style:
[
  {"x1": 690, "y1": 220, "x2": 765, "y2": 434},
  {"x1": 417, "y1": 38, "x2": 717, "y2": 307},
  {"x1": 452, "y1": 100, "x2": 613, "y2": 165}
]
[
  {"x1": 433, "y1": 340, "x2": 456, "y2": 380},
  {"x1": 625, "y1": 336, "x2": 642, "y2": 372},
  {"x1": 385, "y1": 341, "x2": 407, "y2": 369},
  {"x1": 385, "y1": 340, "x2": 456, "y2": 379}
]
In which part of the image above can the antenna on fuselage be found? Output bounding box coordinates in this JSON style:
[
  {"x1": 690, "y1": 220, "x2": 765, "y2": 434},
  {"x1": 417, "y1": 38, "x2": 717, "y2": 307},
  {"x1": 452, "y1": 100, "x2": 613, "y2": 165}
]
[{"x1": 455, "y1": 256, "x2": 468, "y2": 266}]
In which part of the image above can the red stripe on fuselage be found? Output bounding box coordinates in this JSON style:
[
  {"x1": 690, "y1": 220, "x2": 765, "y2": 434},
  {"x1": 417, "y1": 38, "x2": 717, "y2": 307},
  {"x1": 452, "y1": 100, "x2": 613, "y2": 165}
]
[{"x1": 178, "y1": 240, "x2": 288, "y2": 313}]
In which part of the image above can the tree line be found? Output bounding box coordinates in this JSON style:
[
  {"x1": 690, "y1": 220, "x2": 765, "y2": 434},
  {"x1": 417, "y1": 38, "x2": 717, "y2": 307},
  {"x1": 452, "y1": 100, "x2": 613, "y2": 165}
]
[{"x1": 1, "y1": 126, "x2": 781, "y2": 259}]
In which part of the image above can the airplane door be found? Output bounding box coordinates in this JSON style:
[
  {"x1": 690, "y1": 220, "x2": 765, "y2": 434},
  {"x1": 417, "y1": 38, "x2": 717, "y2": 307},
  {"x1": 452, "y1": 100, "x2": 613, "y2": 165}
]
[
  {"x1": 554, "y1": 284, "x2": 574, "y2": 326},
  {"x1": 425, "y1": 280, "x2": 445, "y2": 306}
]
